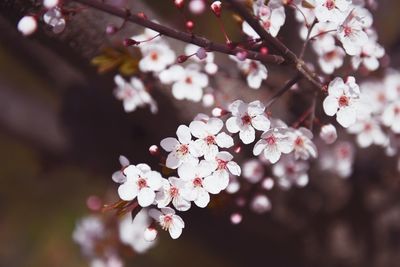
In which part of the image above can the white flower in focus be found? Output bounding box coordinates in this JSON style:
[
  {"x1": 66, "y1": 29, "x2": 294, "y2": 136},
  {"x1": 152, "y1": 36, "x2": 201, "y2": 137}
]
[
  {"x1": 159, "y1": 65, "x2": 208, "y2": 102},
  {"x1": 226, "y1": 100, "x2": 271, "y2": 144},
  {"x1": 149, "y1": 207, "x2": 185, "y2": 239},
  {"x1": 111, "y1": 155, "x2": 130, "y2": 183},
  {"x1": 337, "y1": 11, "x2": 368, "y2": 56},
  {"x1": 323, "y1": 76, "x2": 361, "y2": 127},
  {"x1": 203, "y1": 152, "x2": 241, "y2": 194},
  {"x1": 272, "y1": 155, "x2": 309, "y2": 189},
  {"x1": 156, "y1": 177, "x2": 191, "y2": 211},
  {"x1": 43, "y1": 7, "x2": 66, "y2": 34},
  {"x1": 139, "y1": 43, "x2": 175, "y2": 73},
  {"x1": 189, "y1": 118, "x2": 233, "y2": 160},
  {"x1": 382, "y1": 101, "x2": 400, "y2": 133},
  {"x1": 178, "y1": 161, "x2": 215, "y2": 208},
  {"x1": 320, "y1": 124, "x2": 337, "y2": 144},
  {"x1": 119, "y1": 210, "x2": 155, "y2": 253},
  {"x1": 17, "y1": 16, "x2": 37, "y2": 36},
  {"x1": 114, "y1": 75, "x2": 158, "y2": 114},
  {"x1": 348, "y1": 117, "x2": 387, "y2": 147},
  {"x1": 160, "y1": 125, "x2": 199, "y2": 169},
  {"x1": 253, "y1": 128, "x2": 293, "y2": 163},
  {"x1": 314, "y1": 0, "x2": 351, "y2": 24},
  {"x1": 290, "y1": 127, "x2": 318, "y2": 160},
  {"x1": 117, "y1": 164, "x2": 162, "y2": 207}
]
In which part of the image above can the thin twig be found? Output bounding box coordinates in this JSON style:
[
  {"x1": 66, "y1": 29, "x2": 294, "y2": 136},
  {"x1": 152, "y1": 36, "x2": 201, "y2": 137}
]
[
  {"x1": 224, "y1": 0, "x2": 322, "y2": 89},
  {"x1": 299, "y1": 18, "x2": 317, "y2": 60},
  {"x1": 266, "y1": 73, "x2": 302, "y2": 108},
  {"x1": 69, "y1": 0, "x2": 285, "y2": 65}
]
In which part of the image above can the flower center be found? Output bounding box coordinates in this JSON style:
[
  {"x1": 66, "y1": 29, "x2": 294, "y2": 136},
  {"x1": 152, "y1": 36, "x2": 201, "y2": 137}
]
[
  {"x1": 150, "y1": 52, "x2": 158, "y2": 61},
  {"x1": 205, "y1": 135, "x2": 216, "y2": 145},
  {"x1": 241, "y1": 114, "x2": 252, "y2": 125},
  {"x1": 265, "y1": 134, "x2": 276, "y2": 145},
  {"x1": 137, "y1": 178, "x2": 147, "y2": 189},
  {"x1": 217, "y1": 159, "x2": 228, "y2": 170},
  {"x1": 343, "y1": 26, "x2": 352, "y2": 37},
  {"x1": 286, "y1": 165, "x2": 295, "y2": 175},
  {"x1": 162, "y1": 215, "x2": 173, "y2": 230},
  {"x1": 294, "y1": 136, "x2": 304, "y2": 147},
  {"x1": 394, "y1": 106, "x2": 400, "y2": 115},
  {"x1": 177, "y1": 144, "x2": 189, "y2": 155},
  {"x1": 169, "y1": 186, "x2": 179, "y2": 197},
  {"x1": 325, "y1": 0, "x2": 335, "y2": 10},
  {"x1": 185, "y1": 76, "x2": 193, "y2": 84},
  {"x1": 364, "y1": 123, "x2": 372, "y2": 131},
  {"x1": 193, "y1": 177, "x2": 203, "y2": 187},
  {"x1": 338, "y1": 95, "x2": 349, "y2": 107}
]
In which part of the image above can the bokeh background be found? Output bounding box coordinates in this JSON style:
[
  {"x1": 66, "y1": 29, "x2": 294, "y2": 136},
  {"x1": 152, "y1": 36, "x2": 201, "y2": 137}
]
[{"x1": 1, "y1": 1, "x2": 400, "y2": 267}]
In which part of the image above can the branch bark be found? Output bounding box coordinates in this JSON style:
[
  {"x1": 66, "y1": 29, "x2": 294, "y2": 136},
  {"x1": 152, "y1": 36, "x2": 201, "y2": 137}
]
[
  {"x1": 224, "y1": 0, "x2": 322, "y2": 89},
  {"x1": 69, "y1": 0, "x2": 285, "y2": 65}
]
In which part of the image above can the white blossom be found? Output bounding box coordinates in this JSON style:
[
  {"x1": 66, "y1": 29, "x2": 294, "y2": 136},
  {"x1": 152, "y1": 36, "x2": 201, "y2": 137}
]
[
  {"x1": 139, "y1": 43, "x2": 175, "y2": 73},
  {"x1": 253, "y1": 127, "x2": 293, "y2": 163},
  {"x1": 149, "y1": 207, "x2": 185, "y2": 239},
  {"x1": 156, "y1": 177, "x2": 191, "y2": 211},
  {"x1": 226, "y1": 100, "x2": 271, "y2": 144}
]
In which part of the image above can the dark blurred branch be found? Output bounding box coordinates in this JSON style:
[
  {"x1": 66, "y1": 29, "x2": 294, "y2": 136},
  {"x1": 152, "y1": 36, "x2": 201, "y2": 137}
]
[
  {"x1": 266, "y1": 73, "x2": 301, "y2": 107},
  {"x1": 69, "y1": 0, "x2": 285, "y2": 65},
  {"x1": 224, "y1": 0, "x2": 322, "y2": 89}
]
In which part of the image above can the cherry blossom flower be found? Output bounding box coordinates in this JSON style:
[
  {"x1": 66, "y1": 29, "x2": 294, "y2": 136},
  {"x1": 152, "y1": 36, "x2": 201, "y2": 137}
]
[
  {"x1": 290, "y1": 127, "x2": 318, "y2": 160},
  {"x1": 113, "y1": 75, "x2": 158, "y2": 114},
  {"x1": 314, "y1": 0, "x2": 351, "y2": 24},
  {"x1": 320, "y1": 141, "x2": 355, "y2": 178},
  {"x1": 323, "y1": 76, "x2": 361, "y2": 127},
  {"x1": 149, "y1": 207, "x2": 185, "y2": 239},
  {"x1": 117, "y1": 164, "x2": 162, "y2": 207},
  {"x1": 351, "y1": 38, "x2": 385, "y2": 71},
  {"x1": 43, "y1": 7, "x2": 66, "y2": 34},
  {"x1": 226, "y1": 100, "x2": 271, "y2": 144},
  {"x1": 231, "y1": 57, "x2": 268, "y2": 89},
  {"x1": 156, "y1": 177, "x2": 191, "y2": 211},
  {"x1": 242, "y1": 159, "x2": 264, "y2": 184},
  {"x1": 347, "y1": 117, "x2": 387, "y2": 147},
  {"x1": 73, "y1": 216, "x2": 104, "y2": 256},
  {"x1": 17, "y1": 16, "x2": 37, "y2": 36},
  {"x1": 243, "y1": 0, "x2": 286, "y2": 38},
  {"x1": 178, "y1": 161, "x2": 214, "y2": 208},
  {"x1": 189, "y1": 117, "x2": 233, "y2": 160},
  {"x1": 272, "y1": 155, "x2": 309, "y2": 189},
  {"x1": 318, "y1": 46, "x2": 346, "y2": 74},
  {"x1": 253, "y1": 127, "x2": 293, "y2": 164},
  {"x1": 185, "y1": 44, "x2": 218, "y2": 75},
  {"x1": 159, "y1": 65, "x2": 208, "y2": 102},
  {"x1": 119, "y1": 210, "x2": 155, "y2": 253},
  {"x1": 382, "y1": 101, "x2": 400, "y2": 133},
  {"x1": 250, "y1": 195, "x2": 271, "y2": 214},
  {"x1": 139, "y1": 43, "x2": 175, "y2": 73},
  {"x1": 203, "y1": 151, "x2": 241, "y2": 194},
  {"x1": 320, "y1": 124, "x2": 338, "y2": 144},
  {"x1": 111, "y1": 155, "x2": 130, "y2": 183},
  {"x1": 43, "y1": 0, "x2": 59, "y2": 9},
  {"x1": 337, "y1": 11, "x2": 368, "y2": 56}
]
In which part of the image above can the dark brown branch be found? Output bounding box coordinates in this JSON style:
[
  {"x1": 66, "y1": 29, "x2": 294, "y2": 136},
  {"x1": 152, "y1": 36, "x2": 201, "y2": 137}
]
[
  {"x1": 224, "y1": 0, "x2": 322, "y2": 89},
  {"x1": 69, "y1": 0, "x2": 285, "y2": 65},
  {"x1": 266, "y1": 73, "x2": 302, "y2": 107}
]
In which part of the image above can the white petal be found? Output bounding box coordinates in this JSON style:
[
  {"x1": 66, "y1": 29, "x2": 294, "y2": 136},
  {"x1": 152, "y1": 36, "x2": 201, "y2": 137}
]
[
  {"x1": 323, "y1": 96, "x2": 339, "y2": 116},
  {"x1": 215, "y1": 132, "x2": 234, "y2": 148},
  {"x1": 194, "y1": 189, "x2": 210, "y2": 208},
  {"x1": 252, "y1": 115, "x2": 271, "y2": 131},
  {"x1": 203, "y1": 175, "x2": 221, "y2": 194},
  {"x1": 166, "y1": 152, "x2": 182, "y2": 169},
  {"x1": 169, "y1": 224, "x2": 183, "y2": 239},
  {"x1": 253, "y1": 139, "x2": 267, "y2": 156},
  {"x1": 226, "y1": 117, "x2": 240, "y2": 133},
  {"x1": 337, "y1": 107, "x2": 356, "y2": 128},
  {"x1": 176, "y1": 125, "x2": 192, "y2": 144},
  {"x1": 160, "y1": 137, "x2": 179, "y2": 152},
  {"x1": 118, "y1": 182, "x2": 138, "y2": 201},
  {"x1": 239, "y1": 126, "x2": 256, "y2": 144},
  {"x1": 189, "y1": 120, "x2": 207, "y2": 138},
  {"x1": 206, "y1": 118, "x2": 224, "y2": 135},
  {"x1": 227, "y1": 161, "x2": 241, "y2": 176},
  {"x1": 146, "y1": 171, "x2": 162, "y2": 190},
  {"x1": 138, "y1": 188, "x2": 156, "y2": 207}
]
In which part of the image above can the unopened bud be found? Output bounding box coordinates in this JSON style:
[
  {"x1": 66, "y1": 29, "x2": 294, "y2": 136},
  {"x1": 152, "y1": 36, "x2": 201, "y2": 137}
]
[
  {"x1": 137, "y1": 12, "x2": 147, "y2": 19},
  {"x1": 149, "y1": 145, "x2": 160, "y2": 156},
  {"x1": 106, "y1": 25, "x2": 117, "y2": 35},
  {"x1": 233, "y1": 145, "x2": 241, "y2": 154},
  {"x1": 17, "y1": 16, "x2": 37, "y2": 36},
  {"x1": 211, "y1": 1, "x2": 222, "y2": 17},
  {"x1": 260, "y1": 46, "x2": 269, "y2": 55},
  {"x1": 196, "y1": 47, "x2": 207, "y2": 60},
  {"x1": 123, "y1": 38, "x2": 139, "y2": 46},
  {"x1": 185, "y1": 20, "x2": 194, "y2": 31},
  {"x1": 230, "y1": 212, "x2": 242, "y2": 224},
  {"x1": 177, "y1": 55, "x2": 189, "y2": 63},
  {"x1": 174, "y1": 0, "x2": 185, "y2": 9},
  {"x1": 144, "y1": 227, "x2": 157, "y2": 242},
  {"x1": 212, "y1": 107, "x2": 227, "y2": 117}
]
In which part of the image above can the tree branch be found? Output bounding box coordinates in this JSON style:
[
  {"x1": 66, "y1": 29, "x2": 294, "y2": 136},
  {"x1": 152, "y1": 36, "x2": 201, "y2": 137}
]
[
  {"x1": 68, "y1": 0, "x2": 285, "y2": 65},
  {"x1": 224, "y1": 0, "x2": 322, "y2": 89},
  {"x1": 266, "y1": 73, "x2": 302, "y2": 107}
]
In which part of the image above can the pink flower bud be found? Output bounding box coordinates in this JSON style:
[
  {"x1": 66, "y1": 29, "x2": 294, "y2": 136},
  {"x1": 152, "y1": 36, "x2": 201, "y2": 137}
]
[
  {"x1": 185, "y1": 20, "x2": 194, "y2": 31},
  {"x1": 230, "y1": 212, "x2": 242, "y2": 224},
  {"x1": 261, "y1": 177, "x2": 274, "y2": 190},
  {"x1": 144, "y1": 227, "x2": 157, "y2": 242},
  {"x1": 149, "y1": 145, "x2": 160, "y2": 156},
  {"x1": 260, "y1": 46, "x2": 269, "y2": 55},
  {"x1": 236, "y1": 50, "x2": 248, "y2": 61},
  {"x1": 210, "y1": 1, "x2": 222, "y2": 17},
  {"x1": 17, "y1": 16, "x2": 37, "y2": 36},
  {"x1": 177, "y1": 55, "x2": 189, "y2": 63},
  {"x1": 320, "y1": 124, "x2": 337, "y2": 144},
  {"x1": 106, "y1": 25, "x2": 117, "y2": 35},
  {"x1": 195, "y1": 47, "x2": 207, "y2": 60},
  {"x1": 174, "y1": 0, "x2": 185, "y2": 9},
  {"x1": 123, "y1": 38, "x2": 139, "y2": 46}
]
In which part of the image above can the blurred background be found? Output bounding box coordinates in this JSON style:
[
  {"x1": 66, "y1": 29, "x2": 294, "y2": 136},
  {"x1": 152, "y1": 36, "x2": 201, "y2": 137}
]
[{"x1": 1, "y1": 0, "x2": 400, "y2": 267}]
